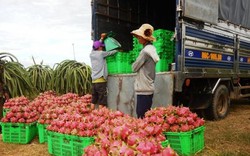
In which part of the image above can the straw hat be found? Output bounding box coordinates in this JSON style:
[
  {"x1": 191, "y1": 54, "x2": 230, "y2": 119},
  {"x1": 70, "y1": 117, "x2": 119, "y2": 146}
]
[{"x1": 131, "y1": 23, "x2": 156, "y2": 41}]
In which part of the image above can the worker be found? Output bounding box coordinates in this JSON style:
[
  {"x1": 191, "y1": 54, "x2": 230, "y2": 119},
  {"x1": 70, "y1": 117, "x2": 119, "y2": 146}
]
[
  {"x1": 89, "y1": 33, "x2": 119, "y2": 107},
  {"x1": 131, "y1": 23, "x2": 159, "y2": 118}
]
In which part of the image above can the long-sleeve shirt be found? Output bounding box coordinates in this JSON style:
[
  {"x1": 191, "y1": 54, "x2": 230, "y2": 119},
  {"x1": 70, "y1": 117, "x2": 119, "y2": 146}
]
[
  {"x1": 90, "y1": 49, "x2": 118, "y2": 81},
  {"x1": 132, "y1": 44, "x2": 159, "y2": 95}
]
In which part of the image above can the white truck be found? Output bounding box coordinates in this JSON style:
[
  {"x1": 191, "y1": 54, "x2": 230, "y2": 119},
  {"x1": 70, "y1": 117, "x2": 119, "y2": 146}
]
[{"x1": 91, "y1": 0, "x2": 250, "y2": 120}]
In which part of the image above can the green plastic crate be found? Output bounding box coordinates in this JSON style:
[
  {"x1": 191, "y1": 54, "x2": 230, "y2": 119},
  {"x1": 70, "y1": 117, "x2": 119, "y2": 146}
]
[
  {"x1": 192, "y1": 126, "x2": 205, "y2": 153},
  {"x1": 164, "y1": 130, "x2": 193, "y2": 156},
  {"x1": 107, "y1": 54, "x2": 132, "y2": 74},
  {"x1": 47, "y1": 131, "x2": 95, "y2": 156},
  {"x1": 2, "y1": 108, "x2": 10, "y2": 117},
  {"x1": 107, "y1": 56, "x2": 117, "y2": 74},
  {"x1": 163, "y1": 126, "x2": 205, "y2": 156},
  {"x1": 0, "y1": 122, "x2": 37, "y2": 144},
  {"x1": 161, "y1": 140, "x2": 169, "y2": 148},
  {"x1": 37, "y1": 123, "x2": 48, "y2": 143},
  {"x1": 156, "y1": 58, "x2": 169, "y2": 72}
]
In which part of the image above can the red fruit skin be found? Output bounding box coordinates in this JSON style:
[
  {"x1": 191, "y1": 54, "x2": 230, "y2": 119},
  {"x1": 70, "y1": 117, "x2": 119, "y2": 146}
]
[
  {"x1": 170, "y1": 124, "x2": 179, "y2": 132},
  {"x1": 121, "y1": 126, "x2": 132, "y2": 140},
  {"x1": 10, "y1": 117, "x2": 18, "y2": 123},
  {"x1": 114, "y1": 110, "x2": 124, "y2": 117},
  {"x1": 127, "y1": 133, "x2": 140, "y2": 146},
  {"x1": 124, "y1": 148, "x2": 135, "y2": 156},
  {"x1": 119, "y1": 144, "x2": 130, "y2": 155},
  {"x1": 196, "y1": 118, "x2": 205, "y2": 126},
  {"x1": 45, "y1": 119, "x2": 51, "y2": 124},
  {"x1": 162, "y1": 146, "x2": 177, "y2": 156},
  {"x1": 70, "y1": 121, "x2": 78, "y2": 129},
  {"x1": 1, "y1": 118, "x2": 9, "y2": 122},
  {"x1": 145, "y1": 125, "x2": 155, "y2": 135},
  {"x1": 155, "y1": 134, "x2": 166, "y2": 142},
  {"x1": 16, "y1": 112, "x2": 23, "y2": 119},
  {"x1": 6, "y1": 112, "x2": 14, "y2": 119},
  {"x1": 18, "y1": 118, "x2": 25, "y2": 123},
  {"x1": 23, "y1": 112, "x2": 30, "y2": 119},
  {"x1": 113, "y1": 126, "x2": 122, "y2": 138},
  {"x1": 162, "y1": 123, "x2": 170, "y2": 132},
  {"x1": 180, "y1": 124, "x2": 190, "y2": 132},
  {"x1": 153, "y1": 125, "x2": 162, "y2": 135},
  {"x1": 78, "y1": 131, "x2": 86, "y2": 137},
  {"x1": 167, "y1": 116, "x2": 176, "y2": 125},
  {"x1": 64, "y1": 121, "x2": 71, "y2": 128},
  {"x1": 26, "y1": 119, "x2": 33, "y2": 123},
  {"x1": 58, "y1": 127, "x2": 66, "y2": 133},
  {"x1": 100, "y1": 147, "x2": 108, "y2": 156},
  {"x1": 78, "y1": 122, "x2": 86, "y2": 130},
  {"x1": 38, "y1": 119, "x2": 45, "y2": 124},
  {"x1": 137, "y1": 142, "x2": 152, "y2": 154},
  {"x1": 176, "y1": 107, "x2": 190, "y2": 117},
  {"x1": 38, "y1": 106, "x2": 43, "y2": 113},
  {"x1": 100, "y1": 137, "x2": 110, "y2": 149},
  {"x1": 110, "y1": 140, "x2": 122, "y2": 148},
  {"x1": 64, "y1": 128, "x2": 71, "y2": 134},
  {"x1": 186, "y1": 116, "x2": 195, "y2": 125}
]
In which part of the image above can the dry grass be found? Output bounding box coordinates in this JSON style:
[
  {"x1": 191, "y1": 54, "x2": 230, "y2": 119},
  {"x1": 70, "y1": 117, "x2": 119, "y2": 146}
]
[
  {"x1": 0, "y1": 136, "x2": 50, "y2": 156},
  {"x1": 196, "y1": 100, "x2": 250, "y2": 156},
  {"x1": 0, "y1": 100, "x2": 250, "y2": 156}
]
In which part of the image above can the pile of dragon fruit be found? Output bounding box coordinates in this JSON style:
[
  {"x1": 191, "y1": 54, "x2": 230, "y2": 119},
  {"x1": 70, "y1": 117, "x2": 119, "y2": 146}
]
[{"x1": 1, "y1": 90, "x2": 205, "y2": 156}]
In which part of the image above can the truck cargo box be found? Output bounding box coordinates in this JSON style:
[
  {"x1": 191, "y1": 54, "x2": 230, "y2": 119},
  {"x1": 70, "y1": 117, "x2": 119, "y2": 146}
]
[{"x1": 91, "y1": 0, "x2": 176, "y2": 51}]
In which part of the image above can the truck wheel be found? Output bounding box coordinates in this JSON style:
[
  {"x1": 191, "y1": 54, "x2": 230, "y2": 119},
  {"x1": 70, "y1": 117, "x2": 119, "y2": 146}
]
[{"x1": 205, "y1": 85, "x2": 230, "y2": 120}]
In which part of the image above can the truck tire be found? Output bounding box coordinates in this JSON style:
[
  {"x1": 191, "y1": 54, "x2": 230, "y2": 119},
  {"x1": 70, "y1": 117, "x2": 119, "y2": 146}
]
[{"x1": 205, "y1": 85, "x2": 230, "y2": 120}]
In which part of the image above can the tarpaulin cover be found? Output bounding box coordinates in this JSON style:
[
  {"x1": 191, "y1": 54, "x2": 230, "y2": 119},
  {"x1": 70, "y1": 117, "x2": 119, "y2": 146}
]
[{"x1": 219, "y1": 0, "x2": 250, "y2": 29}]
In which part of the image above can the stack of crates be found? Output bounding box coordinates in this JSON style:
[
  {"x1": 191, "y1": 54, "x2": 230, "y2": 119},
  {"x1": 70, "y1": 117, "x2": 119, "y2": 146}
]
[
  {"x1": 131, "y1": 37, "x2": 143, "y2": 61},
  {"x1": 153, "y1": 29, "x2": 175, "y2": 72},
  {"x1": 124, "y1": 52, "x2": 133, "y2": 73},
  {"x1": 106, "y1": 29, "x2": 175, "y2": 75},
  {"x1": 106, "y1": 55, "x2": 117, "y2": 74},
  {"x1": 115, "y1": 52, "x2": 127, "y2": 74},
  {"x1": 106, "y1": 37, "x2": 142, "y2": 75},
  {"x1": 106, "y1": 52, "x2": 132, "y2": 74}
]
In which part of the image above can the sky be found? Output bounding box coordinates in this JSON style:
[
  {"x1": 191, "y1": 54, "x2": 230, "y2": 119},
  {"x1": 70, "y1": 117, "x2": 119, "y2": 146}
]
[{"x1": 0, "y1": 0, "x2": 92, "y2": 67}]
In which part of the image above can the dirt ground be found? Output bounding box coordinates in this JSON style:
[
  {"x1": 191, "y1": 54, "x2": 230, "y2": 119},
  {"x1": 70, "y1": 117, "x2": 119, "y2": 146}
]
[
  {"x1": 197, "y1": 100, "x2": 250, "y2": 156},
  {"x1": 0, "y1": 100, "x2": 250, "y2": 156}
]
